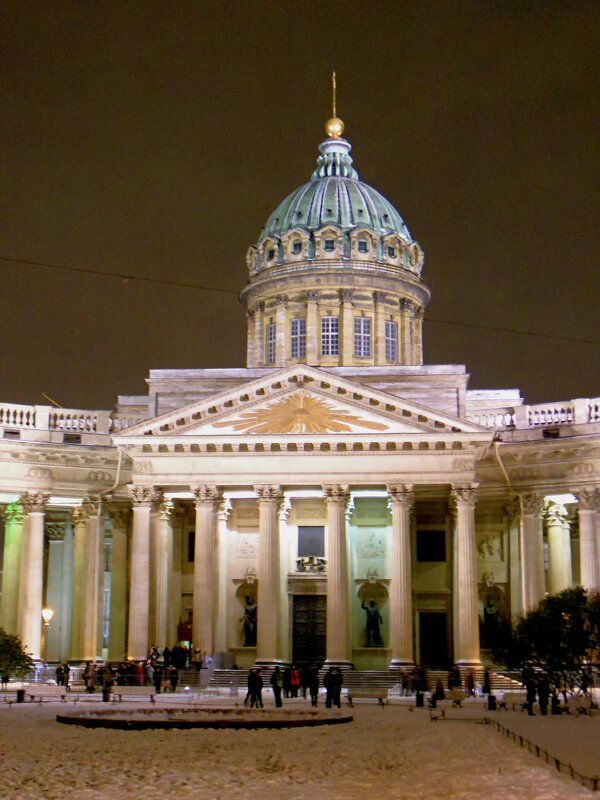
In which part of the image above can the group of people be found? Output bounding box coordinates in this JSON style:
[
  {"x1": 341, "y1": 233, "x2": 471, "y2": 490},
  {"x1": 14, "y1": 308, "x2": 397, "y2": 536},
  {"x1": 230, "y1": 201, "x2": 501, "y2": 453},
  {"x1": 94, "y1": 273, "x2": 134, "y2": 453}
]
[
  {"x1": 245, "y1": 664, "x2": 343, "y2": 709},
  {"x1": 55, "y1": 662, "x2": 71, "y2": 689}
]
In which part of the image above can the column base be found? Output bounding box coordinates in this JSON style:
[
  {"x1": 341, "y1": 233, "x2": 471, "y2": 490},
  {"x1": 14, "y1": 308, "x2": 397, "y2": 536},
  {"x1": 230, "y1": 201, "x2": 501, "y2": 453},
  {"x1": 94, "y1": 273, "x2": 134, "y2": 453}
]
[
  {"x1": 388, "y1": 659, "x2": 415, "y2": 670},
  {"x1": 323, "y1": 659, "x2": 354, "y2": 671},
  {"x1": 254, "y1": 659, "x2": 289, "y2": 669}
]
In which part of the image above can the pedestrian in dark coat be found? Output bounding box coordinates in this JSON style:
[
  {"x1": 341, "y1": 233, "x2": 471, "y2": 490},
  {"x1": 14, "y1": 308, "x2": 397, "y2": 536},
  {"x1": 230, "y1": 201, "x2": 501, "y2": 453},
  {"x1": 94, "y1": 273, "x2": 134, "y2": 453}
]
[
  {"x1": 270, "y1": 666, "x2": 283, "y2": 707},
  {"x1": 308, "y1": 664, "x2": 319, "y2": 707},
  {"x1": 248, "y1": 668, "x2": 263, "y2": 708}
]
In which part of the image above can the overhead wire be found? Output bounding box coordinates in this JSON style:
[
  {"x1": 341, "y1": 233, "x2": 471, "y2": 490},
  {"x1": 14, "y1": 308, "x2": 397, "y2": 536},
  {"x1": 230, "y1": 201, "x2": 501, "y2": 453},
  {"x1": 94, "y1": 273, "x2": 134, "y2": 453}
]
[{"x1": 2, "y1": 255, "x2": 599, "y2": 347}]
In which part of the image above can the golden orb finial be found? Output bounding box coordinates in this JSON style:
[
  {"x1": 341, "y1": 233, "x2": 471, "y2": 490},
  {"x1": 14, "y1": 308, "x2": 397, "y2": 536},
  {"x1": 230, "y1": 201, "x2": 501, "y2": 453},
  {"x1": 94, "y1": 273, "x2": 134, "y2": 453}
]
[{"x1": 325, "y1": 117, "x2": 345, "y2": 138}]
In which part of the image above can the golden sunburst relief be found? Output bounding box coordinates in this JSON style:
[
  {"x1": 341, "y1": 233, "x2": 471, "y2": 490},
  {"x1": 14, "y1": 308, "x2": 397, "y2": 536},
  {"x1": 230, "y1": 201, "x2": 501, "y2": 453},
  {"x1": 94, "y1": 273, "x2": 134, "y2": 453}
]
[{"x1": 212, "y1": 391, "x2": 389, "y2": 434}]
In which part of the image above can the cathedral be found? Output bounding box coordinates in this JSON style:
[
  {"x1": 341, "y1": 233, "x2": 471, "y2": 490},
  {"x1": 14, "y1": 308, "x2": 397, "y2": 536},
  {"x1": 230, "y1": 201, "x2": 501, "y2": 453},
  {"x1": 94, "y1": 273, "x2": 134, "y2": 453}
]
[{"x1": 1, "y1": 113, "x2": 599, "y2": 672}]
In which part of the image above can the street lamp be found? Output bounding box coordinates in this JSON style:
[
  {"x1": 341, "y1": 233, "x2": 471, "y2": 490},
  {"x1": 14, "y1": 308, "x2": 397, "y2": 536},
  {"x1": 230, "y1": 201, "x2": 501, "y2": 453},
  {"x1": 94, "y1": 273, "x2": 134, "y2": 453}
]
[{"x1": 41, "y1": 607, "x2": 54, "y2": 666}]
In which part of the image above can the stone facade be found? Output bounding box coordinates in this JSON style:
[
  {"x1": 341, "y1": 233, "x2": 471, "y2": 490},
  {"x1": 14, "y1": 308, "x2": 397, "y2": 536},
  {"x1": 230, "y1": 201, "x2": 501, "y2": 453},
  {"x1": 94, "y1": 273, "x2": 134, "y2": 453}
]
[{"x1": 0, "y1": 122, "x2": 598, "y2": 667}]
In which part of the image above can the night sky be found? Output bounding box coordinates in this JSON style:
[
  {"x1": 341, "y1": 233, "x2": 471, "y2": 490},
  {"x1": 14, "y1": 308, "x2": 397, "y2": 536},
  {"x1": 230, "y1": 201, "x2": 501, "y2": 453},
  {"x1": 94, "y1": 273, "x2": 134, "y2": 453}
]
[{"x1": 1, "y1": 1, "x2": 598, "y2": 410}]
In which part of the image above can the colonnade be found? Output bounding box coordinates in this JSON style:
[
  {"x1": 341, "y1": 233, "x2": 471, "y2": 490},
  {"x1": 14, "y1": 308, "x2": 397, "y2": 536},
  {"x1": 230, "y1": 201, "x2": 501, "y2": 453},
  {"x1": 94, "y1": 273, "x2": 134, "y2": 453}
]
[{"x1": 1, "y1": 485, "x2": 599, "y2": 666}]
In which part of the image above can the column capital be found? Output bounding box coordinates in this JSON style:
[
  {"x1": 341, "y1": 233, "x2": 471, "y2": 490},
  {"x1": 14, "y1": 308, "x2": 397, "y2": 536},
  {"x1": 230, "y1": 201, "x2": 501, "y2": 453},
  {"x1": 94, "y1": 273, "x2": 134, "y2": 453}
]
[
  {"x1": 451, "y1": 484, "x2": 478, "y2": 507},
  {"x1": 504, "y1": 494, "x2": 520, "y2": 521},
  {"x1": 373, "y1": 291, "x2": 386, "y2": 305},
  {"x1": 254, "y1": 484, "x2": 284, "y2": 503},
  {"x1": 387, "y1": 484, "x2": 414, "y2": 508},
  {"x1": 4, "y1": 501, "x2": 23, "y2": 523},
  {"x1": 574, "y1": 488, "x2": 600, "y2": 511},
  {"x1": 21, "y1": 491, "x2": 50, "y2": 514},
  {"x1": 307, "y1": 290, "x2": 319, "y2": 302},
  {"x1": 340, "y1": 289, "x2": 354, "y2": 303},
  {"x1": 275, "y1": 294, "x2": 288, "y2": 306},
  {"x1": 520, "y1": 493, "x2": 545, "y2": 516},
  {"x1": 107, "y1": 505, "x2": 130, "y2": 529},
  {"x1": 128, "y1": 484, "x2": 159, "y2": 507},
  {"x1": 544, "y1": 501, "x2": 568, "y2": 526},
  {"x1": 323, "y1": 484, "x2": 350, "y2": 505},
  {"x1": 46, "y1": 522, "x2": 67, "y2": 541},
  {"x1": 192, "y1": 485, "x2": 223, "y2": 508},
  {"x1": 158, "y1": 497, "x2": 174, "y2": 520}
]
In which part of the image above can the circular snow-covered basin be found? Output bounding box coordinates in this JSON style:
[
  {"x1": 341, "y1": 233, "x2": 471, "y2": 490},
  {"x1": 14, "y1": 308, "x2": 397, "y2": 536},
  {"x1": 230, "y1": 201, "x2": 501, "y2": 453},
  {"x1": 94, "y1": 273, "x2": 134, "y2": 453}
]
[{"x1": 56, "y1": 705, "x2": 353, "y2": 730}]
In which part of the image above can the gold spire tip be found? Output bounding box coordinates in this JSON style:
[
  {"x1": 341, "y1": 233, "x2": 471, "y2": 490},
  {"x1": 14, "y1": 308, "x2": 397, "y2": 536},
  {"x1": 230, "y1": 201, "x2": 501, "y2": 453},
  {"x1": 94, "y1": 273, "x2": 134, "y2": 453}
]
[{"x1": 325, "y1": 70, "x2": 344, "y2": 139}]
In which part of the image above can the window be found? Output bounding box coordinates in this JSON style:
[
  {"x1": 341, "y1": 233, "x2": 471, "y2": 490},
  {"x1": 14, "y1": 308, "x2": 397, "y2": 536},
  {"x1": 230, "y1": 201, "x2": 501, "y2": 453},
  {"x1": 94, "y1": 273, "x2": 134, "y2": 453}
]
[
  {"x1": 385, "y1": 320, "x2": 398, "y2": 362},
  {"x1": 290, "y1": 318, "x2": 306, "y2": 359},
  {"x1": 291, "y1": 240, "x2": 302, "y2": 255},
  {"x1": 321, "y1": 316, "x2": 339, "y2": 356},
  {"x1": 357, "y1": 239, "x2": 369, "y2": 253},
  {"x1": 354, "y1": 316, "x2": 372, "y2": 357},
  {"x1": 298, "y1": 526, "x2": 325, "y2": 557},
  {"x1": 387, "y1": 245, "x2": 396, "y2": 258},
  {"x1": 266, "y1": 322, "x2": 276, "y2": 364},
  {"x1": 267, "y1": 248, "x2": 275, "y2": 261},
  {"x1": 416, "y1": 530, "x2": 446, "y2": 562},
  {"x1": 323, "y1": 238, "x2": 335, "y2": 252}
]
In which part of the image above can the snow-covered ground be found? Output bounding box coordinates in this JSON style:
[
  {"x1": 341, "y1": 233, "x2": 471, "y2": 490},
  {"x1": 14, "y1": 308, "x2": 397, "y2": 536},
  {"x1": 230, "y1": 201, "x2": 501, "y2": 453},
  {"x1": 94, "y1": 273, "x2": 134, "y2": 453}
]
[{"x1": 0, "y1": 694, "x2": 597, "y2": 799}]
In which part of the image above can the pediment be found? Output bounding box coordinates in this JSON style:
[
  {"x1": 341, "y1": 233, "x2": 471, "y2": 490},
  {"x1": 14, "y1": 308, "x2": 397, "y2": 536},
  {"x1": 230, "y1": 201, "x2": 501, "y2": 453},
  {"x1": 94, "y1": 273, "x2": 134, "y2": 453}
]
[{"x1": 117, "y1": 365, "x2": 486, "y2": 440}]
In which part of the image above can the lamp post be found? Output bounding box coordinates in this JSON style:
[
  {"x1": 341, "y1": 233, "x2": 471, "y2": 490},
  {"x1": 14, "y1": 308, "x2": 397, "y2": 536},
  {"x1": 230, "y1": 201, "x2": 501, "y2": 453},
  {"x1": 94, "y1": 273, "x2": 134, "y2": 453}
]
[{"x1": 41, "y1": 607, "x2": 54, "y2": 666}]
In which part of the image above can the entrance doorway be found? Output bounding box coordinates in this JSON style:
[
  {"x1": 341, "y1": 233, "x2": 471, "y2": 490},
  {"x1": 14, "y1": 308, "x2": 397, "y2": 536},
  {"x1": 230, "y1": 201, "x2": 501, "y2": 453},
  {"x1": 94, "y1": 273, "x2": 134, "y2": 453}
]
[
  {"x1": 419, "y1": 612, "x2": 449, "y2": 668},
  {"x1": 292, "y1": 595, "x2": 326, "y2": 666}
]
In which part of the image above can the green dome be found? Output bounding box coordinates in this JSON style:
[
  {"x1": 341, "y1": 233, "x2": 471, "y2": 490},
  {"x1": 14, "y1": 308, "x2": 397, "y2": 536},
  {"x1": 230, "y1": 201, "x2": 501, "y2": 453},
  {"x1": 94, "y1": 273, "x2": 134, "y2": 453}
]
[{"x1": 259, "y1": 138, "x2": 413, "y2": 243}]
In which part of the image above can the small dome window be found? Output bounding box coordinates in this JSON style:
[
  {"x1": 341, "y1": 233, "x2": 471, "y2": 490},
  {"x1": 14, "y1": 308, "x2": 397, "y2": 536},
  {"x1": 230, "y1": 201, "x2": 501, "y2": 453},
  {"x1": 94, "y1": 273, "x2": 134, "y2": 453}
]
[
  {"x1": 267, "y1": 248, "x2": 275, "y2": 261},
  {"x1": 387, "y1": 245, "x2": 396, "y2": 258},
  {"x1": 323, "y1": 238, "x2": 336, "y2": 252},
  {"x1": 357, "y1": 240, "x2": 369, "y2": 253},
  {"x1": 291, "y1": 240, "x2": 302, "y2": 255}
]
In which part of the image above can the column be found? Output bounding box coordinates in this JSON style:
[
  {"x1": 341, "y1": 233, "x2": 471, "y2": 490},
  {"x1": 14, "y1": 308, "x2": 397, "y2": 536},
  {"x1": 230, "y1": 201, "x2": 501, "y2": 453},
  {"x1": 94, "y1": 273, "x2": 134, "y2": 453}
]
[
  {"x1": 148, "y1": 496, "x2": 161, "y2": 648},
  {"x1": 399, "y1": 299, "x2": 413, "y2": 364},
  {"x1": 575, "y1": 489, "x2": 600, "y2": 592},
  {"x1": 0, "y1": 502, "x2": 24, "y2": 634},
  {"x1": 154, "y1": 496, "x2": 173, "y2": 650},
  {"x1": 70, "y1": 504, "x2": 88, "y2": 660},
  {"x1": 545, "y1": 502, "x2": 572, "y2": 594},
  {"x1": 340, "y1": 290, "x2": 354, "y2": 365},
  {"x1": 323, "y1": 484, "x2": 352, "y2": 666},
  {"x1": 254, "y1": 302, "x2": 264, "y2": 366},
  {"x1": 412, "y1": 308, "x2": 424, "y2": 366},
  {"x1": 45, "y1": 523, "x2": 72, "y2": 662},
  {"x1": 81, "y1": 499, "x2": 102, "y2": 661},
  {"x1": 374, "y1": 292, "x2": 387, "y2": 364},
  {"x1": 246, "y1": 309, "x2": 256, "y2": 367},
  {"x1": 215, "y1": 500, "x2": 232, "y2": 654},
  {"x1": 452, "y1": 486, "x2": 481, "y2": 666},
  {"x1": 170, "y1": 506, "x2": 186, "y2": 646},
  {"x1": 306, "y1": 291, "x2": 319, "y2": 364},
  {"x1": 505, "y1": 497, "x2": 521, "y2": 622},
  {"x1": 520, "y1": 494, "x2": 545, "y2": 612},
  {"x1": 387, "y1": 485, "x2": 414, "y2": 667},
  {"x1": 19, "y1": 491, "x2": 49, "y2": 660},
  {"x1": 275, "y1": 294, "x2": 288, "y2": 367},
  {"x1": 192, "y1": 485, "x2": 222, "y2": 656},
  {"x1": 255, "y1": 484, "x2": 284, "y2": 665},
  {"x1": 107, "y1": 506, "x2": 129, "y2": 662},
  {"x1": 127, "y1": 485, "x2": 156, "y2": 661}
]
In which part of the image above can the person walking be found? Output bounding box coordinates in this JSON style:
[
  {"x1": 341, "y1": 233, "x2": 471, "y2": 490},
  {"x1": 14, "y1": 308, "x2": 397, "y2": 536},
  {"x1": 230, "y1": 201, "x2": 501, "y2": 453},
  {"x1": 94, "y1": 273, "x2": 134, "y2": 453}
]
[
  {"x1": 323, "y1": 667, "x2": 335, "y2": 708},
  {"x1": 270, "y1": 666, "x2": 283, "y2": 707},
  {"x1": 290, "y1": 666, "x2": 300, "y2": 698},
  {"x1": 83, "y1": 662, "x2": 96, "y2": 693},
  {"x1": 248, "y1": 668, "x2": 263, "y2": 708},
  {"x1": 308, "y1": 664, "x2": 320, "y2": 707}
]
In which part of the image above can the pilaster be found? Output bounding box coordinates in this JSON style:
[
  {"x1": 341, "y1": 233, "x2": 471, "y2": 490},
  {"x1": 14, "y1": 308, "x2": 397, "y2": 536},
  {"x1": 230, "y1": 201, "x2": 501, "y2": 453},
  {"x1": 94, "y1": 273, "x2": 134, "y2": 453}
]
[
  {"x1": 520, "y1": 493, "x2": 545, "y2": 613},
  {"x1": 575, "y1": 489, "x2": 600, "y2": 592},
  {"x1": 0, "y1": 502, "x2": 24, "y2": 634},
  {"x1": 306, "y1": 291, "x2": 319, "y2": 365},
  {"x1": 19, "y1": 491, "x2": 50, "y2": 660}
]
